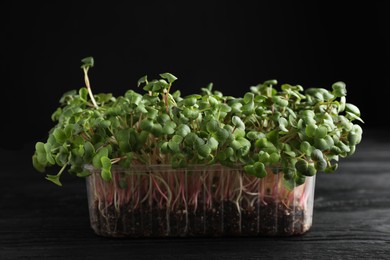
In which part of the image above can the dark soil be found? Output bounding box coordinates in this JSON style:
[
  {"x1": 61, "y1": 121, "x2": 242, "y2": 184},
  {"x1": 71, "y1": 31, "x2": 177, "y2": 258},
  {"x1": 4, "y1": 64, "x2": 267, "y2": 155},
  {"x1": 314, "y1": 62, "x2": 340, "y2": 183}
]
[{"x1": 89, "y1": 200, "x2": 308, "y2": 237}]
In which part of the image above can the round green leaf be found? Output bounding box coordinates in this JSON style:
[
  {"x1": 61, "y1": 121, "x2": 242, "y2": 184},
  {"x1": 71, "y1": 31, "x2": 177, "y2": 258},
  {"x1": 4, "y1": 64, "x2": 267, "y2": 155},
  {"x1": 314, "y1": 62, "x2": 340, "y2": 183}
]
[
  {"x1": 345, "y1": 103, "x2": 361, "y2": 116},
  {"x1": 314, "y1": 125, "x2": 328, "y2": 139},
  {"x1": 305, "y1": 124, "x2": 317, "y2": 137},
  {"x1": 278, "y1": 117, "x2": 289, "y2": 132},
  {"x1": 253, "y1": 162, "x2": 267, "y2": 178},
  {"x1": 198, "y1": 144, "x2": 212, "y2": 157},
  {"x1": 232, "y1": 116, "x2": 245, "y2": 129},
  {"x1": 332, "y1": 81, "x2": 347, "y2": 97},
  {"x1": 258, "y1": 151, "x2": 270, "y2": 163},
  {"x1": 300, "y1": 141, "x2": 312, "y2": 156},
  {"x1": 140, "y1": 119, "x2": 154, "y2": 132},
  {"x1": 295, "y1": 159, "x2": 309, "y2": 173}
]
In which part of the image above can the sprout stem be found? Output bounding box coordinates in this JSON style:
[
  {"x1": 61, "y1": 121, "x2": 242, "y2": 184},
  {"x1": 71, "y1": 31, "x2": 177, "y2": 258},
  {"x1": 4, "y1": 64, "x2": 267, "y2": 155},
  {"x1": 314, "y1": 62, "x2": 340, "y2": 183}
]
[{"x1": 83, "y1": 67, "x2": 98, "y2": 109}]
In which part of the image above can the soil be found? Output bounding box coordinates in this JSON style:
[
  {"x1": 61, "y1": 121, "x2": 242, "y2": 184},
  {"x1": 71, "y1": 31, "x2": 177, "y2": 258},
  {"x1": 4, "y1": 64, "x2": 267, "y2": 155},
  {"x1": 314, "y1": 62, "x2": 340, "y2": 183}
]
[{"x1": 89, "y1": 200, "x2": 308, "y2": 237}]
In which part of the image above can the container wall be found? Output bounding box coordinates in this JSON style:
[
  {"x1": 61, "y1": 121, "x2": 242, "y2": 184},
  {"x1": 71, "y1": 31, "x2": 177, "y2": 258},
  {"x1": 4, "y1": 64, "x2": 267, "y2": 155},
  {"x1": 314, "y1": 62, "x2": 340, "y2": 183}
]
[{"x1": 85, "y1": 165, "x2": 315, "y2": 237}]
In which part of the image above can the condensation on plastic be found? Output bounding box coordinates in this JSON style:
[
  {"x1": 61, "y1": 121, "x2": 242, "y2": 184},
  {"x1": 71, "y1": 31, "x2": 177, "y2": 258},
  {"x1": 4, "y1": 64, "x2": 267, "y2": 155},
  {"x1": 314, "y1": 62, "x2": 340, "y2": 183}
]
[{"x1": 85, "y1": 165, "x2": 315, "y2": 237}]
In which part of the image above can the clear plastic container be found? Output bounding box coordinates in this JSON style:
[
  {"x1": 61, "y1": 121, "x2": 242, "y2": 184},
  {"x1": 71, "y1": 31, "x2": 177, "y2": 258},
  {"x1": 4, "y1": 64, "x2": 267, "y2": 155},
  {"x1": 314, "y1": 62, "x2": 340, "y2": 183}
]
[{"x1": 85, "y1": 165, "x2": 315, "y2": 237}]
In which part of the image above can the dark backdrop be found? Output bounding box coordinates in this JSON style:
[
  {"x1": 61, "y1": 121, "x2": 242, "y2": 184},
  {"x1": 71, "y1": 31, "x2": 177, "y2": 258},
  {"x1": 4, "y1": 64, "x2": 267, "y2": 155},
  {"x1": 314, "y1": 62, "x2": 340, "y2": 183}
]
[{"x1": 1, "y1": 1, "x2": 389, "y2": 150}]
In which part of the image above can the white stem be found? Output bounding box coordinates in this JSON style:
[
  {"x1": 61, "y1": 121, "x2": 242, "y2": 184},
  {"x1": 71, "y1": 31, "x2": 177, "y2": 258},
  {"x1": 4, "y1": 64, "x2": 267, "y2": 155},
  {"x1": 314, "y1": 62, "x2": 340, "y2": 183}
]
[{"x1": 83, "y1": 67, "x2": 98, "y2": 108}]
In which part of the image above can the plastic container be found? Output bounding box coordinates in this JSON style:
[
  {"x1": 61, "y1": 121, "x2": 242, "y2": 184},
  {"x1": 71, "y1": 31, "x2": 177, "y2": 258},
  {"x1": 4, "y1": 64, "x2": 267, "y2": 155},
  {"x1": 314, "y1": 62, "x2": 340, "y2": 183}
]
[{"x1": 85, "y1": 164, "x2": 315, "y2": 237}]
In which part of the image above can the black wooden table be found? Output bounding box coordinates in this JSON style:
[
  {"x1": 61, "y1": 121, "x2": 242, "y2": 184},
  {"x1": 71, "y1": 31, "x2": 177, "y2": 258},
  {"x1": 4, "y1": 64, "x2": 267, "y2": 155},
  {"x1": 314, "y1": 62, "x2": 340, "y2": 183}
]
[{"x1": 1, "y1": 130, "x2": 389, "y2": 259}]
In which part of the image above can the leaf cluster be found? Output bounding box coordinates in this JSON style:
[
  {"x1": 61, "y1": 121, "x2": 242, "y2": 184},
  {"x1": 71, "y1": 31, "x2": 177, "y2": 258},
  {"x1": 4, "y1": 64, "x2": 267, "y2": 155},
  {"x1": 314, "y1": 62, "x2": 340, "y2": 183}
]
[{"x1": 33, "y1": 59, "x2": 363, "y2": 187}]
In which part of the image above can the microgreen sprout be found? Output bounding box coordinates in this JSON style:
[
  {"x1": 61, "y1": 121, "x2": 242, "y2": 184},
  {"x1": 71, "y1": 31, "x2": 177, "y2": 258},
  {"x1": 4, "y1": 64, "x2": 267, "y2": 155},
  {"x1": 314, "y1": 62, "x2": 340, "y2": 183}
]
[{"x1": 33, "y1": 57, "x2": 363, "y2": 190}]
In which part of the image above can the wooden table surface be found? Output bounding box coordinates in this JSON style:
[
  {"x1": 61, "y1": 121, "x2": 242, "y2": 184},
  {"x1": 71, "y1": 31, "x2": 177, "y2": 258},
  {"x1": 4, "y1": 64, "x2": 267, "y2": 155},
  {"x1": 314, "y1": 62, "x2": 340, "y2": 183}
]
[{"x1": 1, "y1": 129, "x2": 389, "y2": 259}]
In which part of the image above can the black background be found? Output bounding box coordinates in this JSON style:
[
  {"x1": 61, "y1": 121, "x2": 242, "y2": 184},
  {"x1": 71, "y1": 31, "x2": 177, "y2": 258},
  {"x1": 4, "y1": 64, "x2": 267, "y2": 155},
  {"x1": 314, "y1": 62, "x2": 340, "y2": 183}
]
[{"x1": 1, "y1": 1, "x2": 389, "y2": 150}]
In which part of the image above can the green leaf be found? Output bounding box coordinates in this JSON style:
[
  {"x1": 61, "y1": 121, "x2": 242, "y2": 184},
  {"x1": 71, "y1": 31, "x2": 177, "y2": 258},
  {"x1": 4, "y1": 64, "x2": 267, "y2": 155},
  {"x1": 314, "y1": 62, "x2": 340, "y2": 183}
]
[
  {"x1": 338, "y1": 96, "x2": 346, "y2": 112},
  {"x1": 278, "y1": 117, "x2": 289, "y2": 132},
  {"x1": 305, "y1": 124, "x2": 317, "y2": 137},
  {"x1": 101, "y1": 156, "x2": 111, "y2": 170},
  {"x1": 35, "y1": 142, "x2": 46, "y2": 153},
  {"x1": 258, "y1": 151, "x2": 270, "y2": 163},
  {"x1": 184, "y1": 97, "x2": 197, "y2": 106},
  {"x1": 32, "y1": 154, "x2": 46, "y2": 172},
  {"x1": 349, "y1": 125, "x2": 363, "y2": 145},
  {"x1": 157, "y1": 114, "x2": 171, "y2": 124},
  {"x1": 253, "y1": 162, "x2": 267, "y2": 178},
  {"x1": 305, "y1": 164, "x2": 317, "y2": 176},
  {"x1": 311, "y1": 149, "x2": 324, "y2": 161},
  {"x1": 295, "y1": 159, "x2": 309, "y2": 173},
  {"x1": 314, "y1": 125, "x2": 328, "y2": 139},
  {"x1": 162, "y1": 124, "x2": 175, "y2": 135},
  {"x1": 198, "y1": 144, "x2": 212, "y2": 157},
  {"x1": 296, "y1": 160, "x2": 316, "y2": 176},
  {"x1": 284, "y1": 151, "x2": 296, "y2": 157},
  {"x1": 92, "y1": 147, "x2": 108, "y2": 168},
  {"x1": 171, "y1": 134, "x2": 184, "y2": 144},
  {"x1": 45, "y1": 174, "x2": 62, "y2": 186},
  {"x1": 337, "y1": 141, "x2": 351, "y2": 153},
  {"x1": 140, "y1": 119, "x2": 154, "y2": 132},
  {"x1": 64, "y1": 124, "x2": 75, "y2": 138},
  {"x1": 230, "y1": 140, "x2": 242, "y2": 150},
  {"x1": 325, "y1": 163, "x2": 338, "y2": 173},
  {"x1": 78, "y1": 87, "x2": 88, "y2": 101},
  {"x1": 55, "y1": 149, "x2": 69, "y2": 166},
  {"x1": 295, "y1": 174, "x2": 306, "y2": 186},
  {"x1": 315, "y1": 158, "x2": 327, "y2": 171},
  {"x1": 218, "y1": 103, "x2": 231, "y2": 113},
  {"x1": 100, "y1": 156, "x2": 112, "y2": 181},
  {"x1": 233, "y1": 128, "x2": 246, "y2": 139},
  {"x1": 159, "y1": 73, "x2": 178, "y2": 84},
  {"x1": 184, "y1": 132, "x2": 198, "y2": 146},
  {"x1": 115, "y1": 129, "x2": 131, "y2": 153},
  {"x1": 273, "y1": 96, "x2": 288, "y2": 107},
  {"x1": 300, "y1": 141, "x2": 312, "y2": 156},
  {"x1": 81, "y1": 57, "x2": 94, "y2": 68},
  {"x1": 244, "y1": 92, "x2": 254, "y2": 104},
  {"x1": 51, "y1": 107, "x2": 62, "y2": 121},
  {"x1": 35, "y1": 142, "x2": 47, "y2": 163},
  {"x1": 137, "y1": 103, "x2": 148, "y2": 114},
  {"x1": 347, "y1": 145, "x2": 356, "y2": 156},
  {"x1": 208, "y1": 96, "x2": 218, "y2": 106},
  {"x1": 345, "y1": 112, "x2": 364, "y2": 123},
  {"x1": 232, "y1": 116, "x2": 245, "y2": 129},
  {"x1": 168, "y1": 138, "x2": 181, "y2": 152},
  {"x1": 324, "y1": 135, "x2": 335, "y2": 148},
  {"x1": 101, "y1": 169, "x2": 112, "y2": 182},
  {"x1": 263, "y1": 79, "x2": 277, "y2": 86},
  {"x1": 300, "y1": 110, "x2": 316, "y2": 124},
  {"x1": 175, "y1": 124, "x2": 191, "y2": 137},
  {"x1": 160, "y1": 142, "x2": 170, "y2": 154},
  {"x1": 171, "y1": 153, "x2": 186, "y2": 168},
  {"x1": 206, "y1": 119, "x2": 219, "y2": 134},
  {"x1": 314, "y1": 138, "x2": 330, "y2": 150},
  {"x1": 269, "y1": 153, "x2": 280, "y2": 164},
  {"x1": 231, "y1": 102, "x2": 242, "y2": 113},
  {"x1": 207, "y1": 137, "x2": 219, "y2": 150},
  {"x1": 96, "y1": 93, "x2": 113, "y2": 103},
  {"x1": 151, "y1": 123, "x2": 163, "y2": 137},
  {"x1": 215, "y1": 128, "x2": 229, "y2": 143},
  {"x1": 345, "y1": 103, "x2": 361, "y2": 116},
  {"x1": 76, "y1": 170, "x2": 91, "y2": 178},
  {"x1": 44, "y1": 143, "x2": 55, "y2": 165},
  {"x1": 332, "y1": 81, "x2": 347, "y2": 97},
  {"x1": 137, "y1": 75, "x2": 148, "y2": 87},
  {"x1": 247, "y1": 131, "x2": 261, "y2": 141},
  {"x1": 244, "y1": 165, "x2": 256, "y2": 175}
]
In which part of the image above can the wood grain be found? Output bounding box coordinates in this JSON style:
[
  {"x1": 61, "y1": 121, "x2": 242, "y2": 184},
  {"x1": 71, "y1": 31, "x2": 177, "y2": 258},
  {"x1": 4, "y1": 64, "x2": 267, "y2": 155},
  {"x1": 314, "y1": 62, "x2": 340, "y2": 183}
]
[{"x1": 1, "y1": 130, "x2": 389, "y2": 259}]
